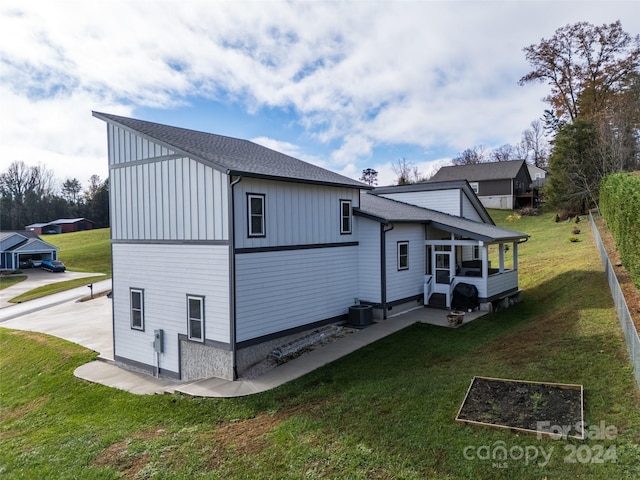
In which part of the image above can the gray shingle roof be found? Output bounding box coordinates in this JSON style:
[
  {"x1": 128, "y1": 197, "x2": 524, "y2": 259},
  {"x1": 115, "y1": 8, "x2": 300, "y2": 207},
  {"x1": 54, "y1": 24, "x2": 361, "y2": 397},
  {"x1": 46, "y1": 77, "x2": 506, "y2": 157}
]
[
  {"x1": 93, "y1": 112, "x2": 367, "y2": 189},
  {"x1": 356, "y1": 193, "x2": 528, "y2": 243},
  {"x1": 429, "y1": 160, "x2": 528, "y2": 182}
]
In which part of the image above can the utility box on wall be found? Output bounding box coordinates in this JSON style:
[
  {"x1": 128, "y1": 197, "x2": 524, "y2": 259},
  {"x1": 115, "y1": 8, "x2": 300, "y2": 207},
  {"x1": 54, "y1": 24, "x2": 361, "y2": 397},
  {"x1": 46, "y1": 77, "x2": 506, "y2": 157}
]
[{"x1": 153, "y1": 329, "x2": 164, "y2": 353}]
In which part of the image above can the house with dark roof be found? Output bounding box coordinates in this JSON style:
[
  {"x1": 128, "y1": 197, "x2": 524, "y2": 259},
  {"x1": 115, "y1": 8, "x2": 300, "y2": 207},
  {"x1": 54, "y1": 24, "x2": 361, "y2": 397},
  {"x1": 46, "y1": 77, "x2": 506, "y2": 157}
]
[
  {"x1": 93, "y1": 112, "x2": 528, "y2": 382},
  {"x1": 0, "y1": 231, "x2": 59, "y2": 270},
  {"x1": 26, "y1": 218, "x2": 95, "y2": 235},
  {"x1": 428, "y1": 160, "x2": 536, "y2": 210}
]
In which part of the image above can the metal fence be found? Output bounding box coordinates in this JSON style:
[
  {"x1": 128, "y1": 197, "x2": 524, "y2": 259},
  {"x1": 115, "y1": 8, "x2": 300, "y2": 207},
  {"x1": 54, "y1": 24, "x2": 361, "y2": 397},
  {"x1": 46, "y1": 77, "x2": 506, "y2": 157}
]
[{"x1": 590, "y1": 212, "x2": 640, "y2": 389}]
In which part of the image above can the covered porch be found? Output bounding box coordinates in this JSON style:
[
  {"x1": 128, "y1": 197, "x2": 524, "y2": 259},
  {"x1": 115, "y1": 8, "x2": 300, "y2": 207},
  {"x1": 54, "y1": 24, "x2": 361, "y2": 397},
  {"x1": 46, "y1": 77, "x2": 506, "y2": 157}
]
[{"x1": 423, "y1": 223, "x2": 528, "y2": 311}]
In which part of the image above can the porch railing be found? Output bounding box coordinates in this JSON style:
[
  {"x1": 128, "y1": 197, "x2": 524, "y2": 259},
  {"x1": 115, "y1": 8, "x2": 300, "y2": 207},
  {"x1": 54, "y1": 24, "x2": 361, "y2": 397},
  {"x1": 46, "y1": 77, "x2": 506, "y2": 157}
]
[{"x1": 423, "y1": 275, "x2": 433, "y2": 304}]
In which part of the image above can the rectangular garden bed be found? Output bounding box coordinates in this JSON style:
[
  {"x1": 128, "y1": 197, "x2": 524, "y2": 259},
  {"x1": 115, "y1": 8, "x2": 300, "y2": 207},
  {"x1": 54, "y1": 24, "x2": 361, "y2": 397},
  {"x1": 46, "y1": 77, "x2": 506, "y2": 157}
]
[{"x1": 455, "y1": 376, "x2": 584, "y2": 440}]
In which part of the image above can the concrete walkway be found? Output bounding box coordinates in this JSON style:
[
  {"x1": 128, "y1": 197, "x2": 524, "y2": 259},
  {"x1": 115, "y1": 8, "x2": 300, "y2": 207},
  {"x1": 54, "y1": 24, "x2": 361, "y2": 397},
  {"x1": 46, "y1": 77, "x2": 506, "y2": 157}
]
[{"x1": 1, "y1": 286, "x2": 487, "y2": 397}]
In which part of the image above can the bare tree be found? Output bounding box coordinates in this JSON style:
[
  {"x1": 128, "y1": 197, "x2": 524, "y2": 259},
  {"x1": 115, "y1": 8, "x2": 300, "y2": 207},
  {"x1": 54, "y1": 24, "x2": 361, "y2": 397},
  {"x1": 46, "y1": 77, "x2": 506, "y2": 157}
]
[
  {"x1": 392, "y1": 158, "x2": 424, "y2": 185},
  {"x1": 522, "y1": 120, "x2": 549, "y2": 167},
  {"x1": 452, "y1": 145, "x2": 487, "y2": 165},
  {"x1": 491, "y1": 144, "x2": 517, "y2": 162}
]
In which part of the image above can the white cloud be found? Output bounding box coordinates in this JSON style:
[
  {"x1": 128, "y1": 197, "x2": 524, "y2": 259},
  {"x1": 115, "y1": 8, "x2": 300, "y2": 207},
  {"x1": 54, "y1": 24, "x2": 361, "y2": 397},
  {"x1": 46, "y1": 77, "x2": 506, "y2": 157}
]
[{"x1": 1, "y1": 0, "x2": 638, "y2": 185}]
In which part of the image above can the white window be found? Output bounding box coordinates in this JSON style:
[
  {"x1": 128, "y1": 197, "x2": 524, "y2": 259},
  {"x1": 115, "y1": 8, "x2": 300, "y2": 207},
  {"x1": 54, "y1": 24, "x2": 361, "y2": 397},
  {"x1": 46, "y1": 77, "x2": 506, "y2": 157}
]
[
  {"x1": 187, "y1": 295, "x2": 204, "y2": 342},
  {"x1": 535, "y1": 173, "x2": 542, "y2": 180},
  {"x1": 247, "y1": 194, "x2": 265, "y2": 237},
  {"x1": 398, "y1": 241, "x2": 409, "y2": 270},
  {"x1": 469, "y1": 182, "x2": 479, "y2": 194},
  {"x1": 130, "y1": 288, "x2": 144, "y2": 330},
  {"x1": 473, "y1": 245, "x2": 480, "y2": 260},
  {"x1": 340, "y1": 200, "x2": 352, "y2": 234}
]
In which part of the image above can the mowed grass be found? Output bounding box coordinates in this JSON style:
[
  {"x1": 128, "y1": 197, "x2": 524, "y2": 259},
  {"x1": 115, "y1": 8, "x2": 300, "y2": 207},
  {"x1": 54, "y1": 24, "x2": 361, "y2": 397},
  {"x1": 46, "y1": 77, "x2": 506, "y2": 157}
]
[
  {"x1": 41, "y1": 228, "x2": 111, "y2": 275},
  {"x1": 1, "y1": 212, "x2": 639, "y2": 479},
  {"x1": 6, "y1": 229, "x2": 111, "y2": 303}
]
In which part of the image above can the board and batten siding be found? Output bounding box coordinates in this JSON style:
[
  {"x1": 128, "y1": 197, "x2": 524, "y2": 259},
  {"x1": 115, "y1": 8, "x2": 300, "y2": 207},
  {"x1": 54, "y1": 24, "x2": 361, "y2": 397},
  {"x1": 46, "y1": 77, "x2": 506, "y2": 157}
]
[
  {"x1": 235, "y1": 246, "x2": 358, "y2": 342},
  {"x1": 384, "y1": 224, "x2": 426, "y2": 303},
  {"x1": 112, "y1": 243, "x2": 229, "y2": 375},
  {"x1": 107, "y1": 124, "x2": 229, "y2": 241},
  {"x1": 233, "y1": 178, "x2": 360, "y2": 249},
  {"x1": 378, "y1": 190, "x2": 461, "y2": 216},
  {"x1": 357, "y1": 217, "x2": 381, "y2": 303}
]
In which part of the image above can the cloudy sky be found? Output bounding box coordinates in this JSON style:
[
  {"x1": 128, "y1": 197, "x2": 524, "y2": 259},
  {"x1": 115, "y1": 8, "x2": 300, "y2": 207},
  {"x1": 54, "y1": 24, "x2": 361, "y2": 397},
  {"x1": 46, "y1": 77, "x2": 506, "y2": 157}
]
[{"x1": 1, "y1": 1, "x2": 638, "y2": 188}]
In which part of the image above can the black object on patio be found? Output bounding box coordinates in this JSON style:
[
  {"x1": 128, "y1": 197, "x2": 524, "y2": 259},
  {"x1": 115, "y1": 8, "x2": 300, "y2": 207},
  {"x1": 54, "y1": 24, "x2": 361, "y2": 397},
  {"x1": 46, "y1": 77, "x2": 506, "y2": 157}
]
[{"x1": 452, "y1": 282, "x2": 479, "y2": 312}]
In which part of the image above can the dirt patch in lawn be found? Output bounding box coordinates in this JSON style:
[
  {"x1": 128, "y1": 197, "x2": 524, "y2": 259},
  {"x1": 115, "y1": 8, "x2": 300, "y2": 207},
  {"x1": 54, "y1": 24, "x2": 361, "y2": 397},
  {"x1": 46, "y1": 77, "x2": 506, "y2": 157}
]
[{"x1": 456, "y1": 377, "x2": 584, "y2": 439}]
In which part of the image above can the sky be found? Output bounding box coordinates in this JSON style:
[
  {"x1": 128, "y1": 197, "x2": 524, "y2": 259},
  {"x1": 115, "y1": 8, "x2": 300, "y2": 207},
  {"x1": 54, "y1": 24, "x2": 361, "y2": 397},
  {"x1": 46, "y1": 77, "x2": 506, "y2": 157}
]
[{"x1": 1, "y1": 1, "x2": 639, "y2": 189}]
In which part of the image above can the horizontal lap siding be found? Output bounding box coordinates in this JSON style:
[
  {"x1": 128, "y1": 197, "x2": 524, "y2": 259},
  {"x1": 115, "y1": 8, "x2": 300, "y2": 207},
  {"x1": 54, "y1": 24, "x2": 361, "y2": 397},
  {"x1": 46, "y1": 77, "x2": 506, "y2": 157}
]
[
  {"x1": 235, "y1": 246, "x2": 358, "y2": 342},
  {"x1": 357, "y1": 218, "x2": 381, "y2": 303},
  {"x1": 385, "y1": 224, "x2": 425, "y2": 302},
  {"x1": 379, "y1": 190, "x2": 461, "y2": 216},
  {"x1": 112, "y1": 244, "x2": 229, "y2": 373},
  {"x1": 461, "y1": 194, "x2": 483, "y2": 221},
  {"x1": 234, "y1": 179, "x2": 359, "y2": 249}
]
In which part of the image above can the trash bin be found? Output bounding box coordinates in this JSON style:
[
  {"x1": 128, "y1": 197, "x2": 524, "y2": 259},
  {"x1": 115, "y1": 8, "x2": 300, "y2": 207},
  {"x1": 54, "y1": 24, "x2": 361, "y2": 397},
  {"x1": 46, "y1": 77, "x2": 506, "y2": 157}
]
[{"x1": 348, "y1": 305, "x2": 373, "y2": 327}]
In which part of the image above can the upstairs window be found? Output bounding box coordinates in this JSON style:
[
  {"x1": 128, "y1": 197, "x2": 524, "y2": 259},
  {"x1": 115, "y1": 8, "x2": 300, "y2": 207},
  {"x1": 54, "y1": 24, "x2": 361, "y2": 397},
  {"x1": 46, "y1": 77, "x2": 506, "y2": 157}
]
[
  {"x1": 187, "y1": 295, "x2": 204, "y2": 342},
  {"x1": 340, "y1": 200, "x2": 352, "y2": 234},
  {"x1": 470, "y1": 182, "x2": 479, "y2": 194},
  {"x1": 247, "y1": 194, "x2": 265, "y2": 237},
  {"x1": 130, "y1": 288, "x2": 144, "y2": 330},
  {"x1": 398, "y1": 241, "x2": 409, "y2": 270}
]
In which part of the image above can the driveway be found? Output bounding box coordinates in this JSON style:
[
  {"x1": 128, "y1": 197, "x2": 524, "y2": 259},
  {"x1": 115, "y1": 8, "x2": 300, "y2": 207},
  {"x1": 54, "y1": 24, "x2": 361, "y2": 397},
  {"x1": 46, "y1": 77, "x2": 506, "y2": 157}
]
[{"x1": 0, "y1": 268, "x2": 106, "y2": 308}]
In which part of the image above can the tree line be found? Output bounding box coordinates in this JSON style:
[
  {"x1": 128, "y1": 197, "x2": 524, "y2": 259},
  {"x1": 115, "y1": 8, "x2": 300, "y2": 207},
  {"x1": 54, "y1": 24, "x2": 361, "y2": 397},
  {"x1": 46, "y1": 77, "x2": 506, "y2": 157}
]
[
  {"x1": 378, "y1": 21, "x2": 639, "y2": 214},
  {"x1": 0, "y1": 161, "x2": 109, "y2": 231}
]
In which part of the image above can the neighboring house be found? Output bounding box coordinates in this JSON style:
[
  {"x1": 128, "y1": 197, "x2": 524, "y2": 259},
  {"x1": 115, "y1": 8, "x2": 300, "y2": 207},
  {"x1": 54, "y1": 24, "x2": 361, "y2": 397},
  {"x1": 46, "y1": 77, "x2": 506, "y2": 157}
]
[
  {"x1": 26, "y1": 218, "x2": 95, "y2": 234},
  {"x1": 93, "y1": 112, "x2": 529, "y2": 382},
  {"x1": 428, "y1": 160, "x2": 536, "y2": 210},
  {"x1": 0, "y1": 231, "x2": 59, "y2": 270},
  {"x1": 527, "y1": 164, "x2": 547, "y2": 188}
]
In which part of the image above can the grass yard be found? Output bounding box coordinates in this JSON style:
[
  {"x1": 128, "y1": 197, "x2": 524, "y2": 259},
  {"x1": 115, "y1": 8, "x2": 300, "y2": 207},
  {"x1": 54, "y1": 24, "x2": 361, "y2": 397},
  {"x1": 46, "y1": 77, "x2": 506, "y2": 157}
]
[
  {"x1": 0, "y1": 274, "x2": 26, "y2": 290},
  {"x1": 41, "y1": 228, "x2": 111, "y2": 275},
  {"x1": 1, "y1": 212, "x2": 639, "y2": 479}
]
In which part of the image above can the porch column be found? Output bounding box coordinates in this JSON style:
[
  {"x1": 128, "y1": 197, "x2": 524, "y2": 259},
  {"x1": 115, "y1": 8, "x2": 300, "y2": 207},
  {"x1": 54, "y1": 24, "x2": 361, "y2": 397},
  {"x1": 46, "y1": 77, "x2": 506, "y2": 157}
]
[
  {"x1": 499, "y1": 243, "x2": 505, "y2": 273},
  {"x1": 513, "y1": 242, "x2": 518, "y2": 270},
  {"x1": 481, "y1": 242, "x2": 488, "y2": 279}
]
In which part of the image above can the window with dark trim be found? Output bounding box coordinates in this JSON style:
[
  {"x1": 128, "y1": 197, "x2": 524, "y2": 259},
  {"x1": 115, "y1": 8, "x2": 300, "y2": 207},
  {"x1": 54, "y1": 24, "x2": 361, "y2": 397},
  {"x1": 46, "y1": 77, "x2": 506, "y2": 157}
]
[
  {"x1": 398, "y1": 241, "x2": 409, "y2": 270},
  {"x1": 247, "y1": 193, "x2": 265, "y2": 237},
  {"x1": 340, "y1": 200, "x2": 352, "y2": 234},
  {"x1": 187, "y1": 295, "x2": 204, "y2": 342},
  {"x1": 130, "y1": 288, "x2": 144, "y2": 330},
  {"x1": 470, "y1": 182, "x2": 479, "y2": 194}
]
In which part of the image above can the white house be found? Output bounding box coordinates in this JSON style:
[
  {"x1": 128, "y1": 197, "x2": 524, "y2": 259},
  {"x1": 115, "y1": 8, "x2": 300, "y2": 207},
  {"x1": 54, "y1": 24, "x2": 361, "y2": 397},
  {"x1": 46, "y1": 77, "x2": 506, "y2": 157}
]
[{"x1": 93, "y1": 112, "x2": 528, "y2": 382}]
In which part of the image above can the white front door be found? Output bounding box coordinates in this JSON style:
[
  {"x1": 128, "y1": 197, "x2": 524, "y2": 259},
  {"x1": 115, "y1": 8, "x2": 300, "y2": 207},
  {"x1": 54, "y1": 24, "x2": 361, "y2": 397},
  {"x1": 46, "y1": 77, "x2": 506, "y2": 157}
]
[{"x1": 433, "y1": 250, "x2": 453, "y2": 295}]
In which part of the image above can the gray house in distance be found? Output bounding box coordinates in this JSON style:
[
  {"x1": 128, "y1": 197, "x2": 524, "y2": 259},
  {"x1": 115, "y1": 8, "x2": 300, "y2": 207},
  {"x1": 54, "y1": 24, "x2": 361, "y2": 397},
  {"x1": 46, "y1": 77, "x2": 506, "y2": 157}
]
[
  {"x1": 429, "y1": 160, "x2": 535, "y2": 210},
  {"x1": 93, "y1": 112, "x2": 528, "y2": 382}
]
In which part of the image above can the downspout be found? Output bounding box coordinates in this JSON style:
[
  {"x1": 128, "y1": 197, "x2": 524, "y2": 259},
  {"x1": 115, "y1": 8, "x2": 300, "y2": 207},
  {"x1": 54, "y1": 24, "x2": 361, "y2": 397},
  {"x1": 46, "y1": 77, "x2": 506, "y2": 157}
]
[
  {"x1": 229, "y1": 175, "x2": 242, "y2": 380},
  {"x1": 380, "y1": 222, "x2": 394, "y2": 319}
]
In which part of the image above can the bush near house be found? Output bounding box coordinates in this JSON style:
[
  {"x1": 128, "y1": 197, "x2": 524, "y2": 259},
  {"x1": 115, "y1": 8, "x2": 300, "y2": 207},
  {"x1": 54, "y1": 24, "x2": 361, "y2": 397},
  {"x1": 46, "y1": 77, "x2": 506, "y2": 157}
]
[{"x1": 600, "y1": 173, "x2": 640, "y2": 289}]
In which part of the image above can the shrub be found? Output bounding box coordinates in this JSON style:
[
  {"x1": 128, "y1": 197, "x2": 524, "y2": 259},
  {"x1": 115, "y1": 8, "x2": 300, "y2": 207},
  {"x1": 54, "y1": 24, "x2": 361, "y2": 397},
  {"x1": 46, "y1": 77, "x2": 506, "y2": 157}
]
[
  {"x1": 519, "y1": 207, "x2": 538, "y2": 216},
  {"x1": 554, "y1": 214, "x2": 560, "y2": 223},
  {"x1": 507, "y1": 213, "x2": 521, "y2": 222},
  {"x1": 568, "y1": 236, "x2": 580, "y2": 243},
  {"x1": 575, "y1": 215, "x2": 580, "y2": 224},
  {"x1": 572, "y1": 227, "x2": 581, "y2": 235}
]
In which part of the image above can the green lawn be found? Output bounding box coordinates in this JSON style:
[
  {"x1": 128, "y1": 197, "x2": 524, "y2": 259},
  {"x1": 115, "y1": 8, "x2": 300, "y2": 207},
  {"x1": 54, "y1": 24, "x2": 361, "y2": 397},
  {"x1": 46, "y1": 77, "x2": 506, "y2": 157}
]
[{"x1": 1, "y1": 212, "x2": 639, "y2": 479}]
